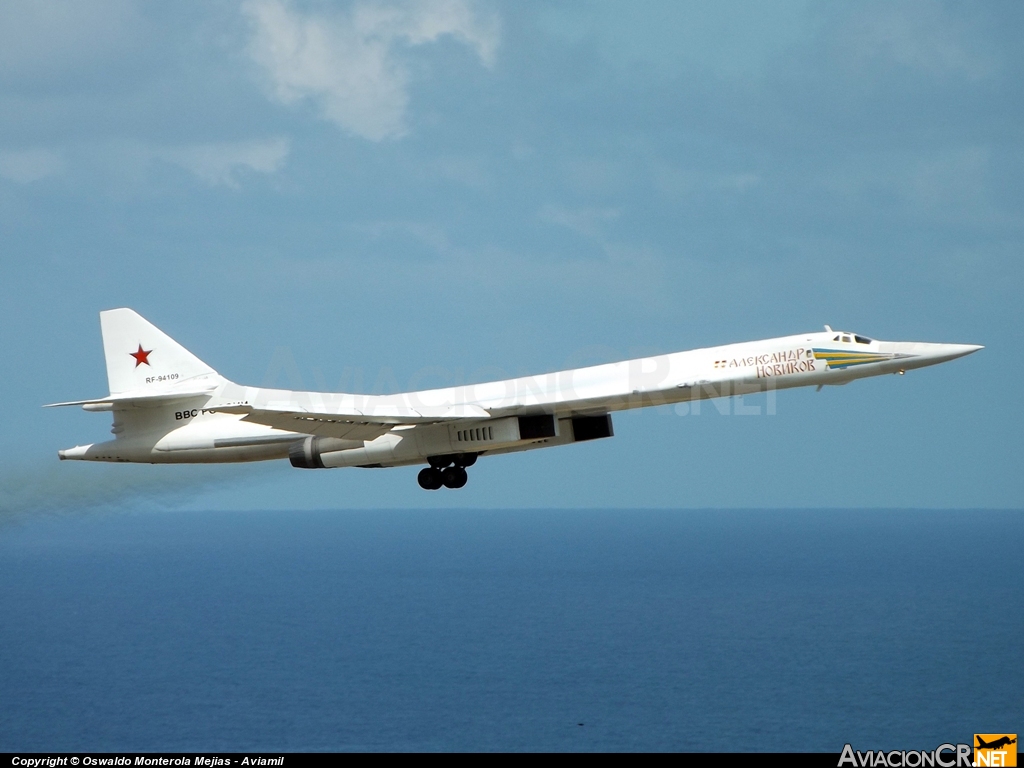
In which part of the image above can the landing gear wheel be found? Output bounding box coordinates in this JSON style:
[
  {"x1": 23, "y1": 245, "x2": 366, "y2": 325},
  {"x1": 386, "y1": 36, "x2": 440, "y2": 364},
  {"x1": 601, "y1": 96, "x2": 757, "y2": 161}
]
[
  {"x1": 418, "y1": 467, "x2": 443, "y2": 490},
  {"x1": 441, "y1": 466, "x2": 468, "y2": 489}
]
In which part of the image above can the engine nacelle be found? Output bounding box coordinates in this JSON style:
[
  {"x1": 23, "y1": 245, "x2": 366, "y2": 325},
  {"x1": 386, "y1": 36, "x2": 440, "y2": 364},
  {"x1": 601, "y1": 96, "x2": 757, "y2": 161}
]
[
  {"x1": 289, "y1": 414, "x2": 614, "y2": 469},
  {"x1": 288, "y1": 436, "x2": 363, "y2": 469}
]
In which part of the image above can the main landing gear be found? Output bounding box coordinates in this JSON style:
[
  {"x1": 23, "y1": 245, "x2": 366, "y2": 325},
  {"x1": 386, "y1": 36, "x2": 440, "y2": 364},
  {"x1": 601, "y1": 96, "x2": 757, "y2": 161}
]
[{"x1": 417, "y1": 453, "x2": 477, "y2": 490}]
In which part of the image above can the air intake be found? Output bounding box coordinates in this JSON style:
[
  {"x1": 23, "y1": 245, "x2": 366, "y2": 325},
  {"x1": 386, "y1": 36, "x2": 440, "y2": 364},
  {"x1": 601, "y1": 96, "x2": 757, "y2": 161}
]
[
  {"x1": 518, "y1": 414, "x2": 556, "y2": 440},
  {"x1": 571, "y1": 414, "x2": 613, "y2": 442}
]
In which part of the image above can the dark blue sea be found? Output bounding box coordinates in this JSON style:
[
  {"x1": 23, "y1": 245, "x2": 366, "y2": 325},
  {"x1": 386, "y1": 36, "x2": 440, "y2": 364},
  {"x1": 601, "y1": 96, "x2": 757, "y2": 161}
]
[{"x1": 0, "y1": 509, "x2": 1020, "y2": 752}]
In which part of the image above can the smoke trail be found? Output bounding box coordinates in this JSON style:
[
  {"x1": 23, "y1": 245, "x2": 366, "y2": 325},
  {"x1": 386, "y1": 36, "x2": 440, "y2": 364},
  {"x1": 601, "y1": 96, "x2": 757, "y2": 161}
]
[{"x1": 0, "y1": 458, "x2": 269, "y2": 524}]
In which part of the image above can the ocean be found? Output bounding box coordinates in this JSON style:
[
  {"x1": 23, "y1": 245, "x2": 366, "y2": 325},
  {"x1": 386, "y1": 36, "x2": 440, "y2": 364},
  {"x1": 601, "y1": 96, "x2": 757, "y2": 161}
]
[{"x1": 0, "y1": 508, "x2": 1020, "y2": 752}]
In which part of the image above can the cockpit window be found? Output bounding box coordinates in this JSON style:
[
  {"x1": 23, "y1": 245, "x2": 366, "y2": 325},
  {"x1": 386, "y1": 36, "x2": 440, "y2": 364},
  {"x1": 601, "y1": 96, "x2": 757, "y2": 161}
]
[
  {"x1": 854, "y1": 335, "x2": 872, "y2": 344},
  {"x1": 841, "y1": 335, "x2": 851, "y2": 343}
]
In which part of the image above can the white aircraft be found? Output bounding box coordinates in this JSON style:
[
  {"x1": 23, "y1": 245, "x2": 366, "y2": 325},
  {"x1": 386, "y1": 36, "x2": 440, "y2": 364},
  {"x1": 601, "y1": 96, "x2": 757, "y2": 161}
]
[{"x1": 48, "y1": 309, "x2": 981, "y2": 490}]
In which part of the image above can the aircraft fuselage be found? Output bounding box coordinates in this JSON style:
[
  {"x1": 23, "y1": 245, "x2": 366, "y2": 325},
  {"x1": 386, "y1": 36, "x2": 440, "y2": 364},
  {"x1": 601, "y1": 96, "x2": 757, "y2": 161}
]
[{"x1": 54, "y1": 316, "x2": 980, "y2": 490}]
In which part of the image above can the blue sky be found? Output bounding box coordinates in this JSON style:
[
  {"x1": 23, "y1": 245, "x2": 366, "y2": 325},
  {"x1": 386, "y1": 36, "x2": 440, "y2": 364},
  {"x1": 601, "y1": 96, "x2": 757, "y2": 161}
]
[{"x1": 1, "y1": 0, "x2": 1020, "y2": 511}]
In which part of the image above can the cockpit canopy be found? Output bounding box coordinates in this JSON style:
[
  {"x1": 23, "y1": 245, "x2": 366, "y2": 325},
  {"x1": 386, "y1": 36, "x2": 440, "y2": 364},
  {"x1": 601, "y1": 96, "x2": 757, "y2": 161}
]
[{"x1": 832, "y1": 332, "x2": 873, "y2": 345}]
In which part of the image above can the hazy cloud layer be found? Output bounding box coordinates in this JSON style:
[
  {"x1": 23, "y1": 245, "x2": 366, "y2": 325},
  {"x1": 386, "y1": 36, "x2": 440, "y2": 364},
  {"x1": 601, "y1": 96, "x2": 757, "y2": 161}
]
[
  {"x1": 0, "y1": 0, "x2": 143, "y2": 84},
  {"x1": 0, "y1": 148, "x2": 64, "y2": 183},
  {"x1": 243, "y1": 0, "x2": 499, "y2": 140},
  {"x1": 839, "y1": 2, "x2": 995, "y2": 80},
  {"x1": 155, "y1": 138, "x2": 291, "y2": 187}
]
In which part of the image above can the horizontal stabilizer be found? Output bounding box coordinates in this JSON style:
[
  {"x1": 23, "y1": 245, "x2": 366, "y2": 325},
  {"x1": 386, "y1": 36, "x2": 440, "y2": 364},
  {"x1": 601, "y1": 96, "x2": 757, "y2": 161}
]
[{"x1": 44, "y1": 386, "x2": 218, "y2": 409}]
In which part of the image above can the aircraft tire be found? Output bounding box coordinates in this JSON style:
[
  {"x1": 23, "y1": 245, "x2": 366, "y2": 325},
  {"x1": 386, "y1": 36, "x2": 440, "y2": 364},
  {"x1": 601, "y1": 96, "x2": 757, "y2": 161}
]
[
  {"x1": 418, "y1": 467, "x2": 443, "y2": 490},
  {"x1": 442, "y1": 466, "x2": 468, "y2": 489}
]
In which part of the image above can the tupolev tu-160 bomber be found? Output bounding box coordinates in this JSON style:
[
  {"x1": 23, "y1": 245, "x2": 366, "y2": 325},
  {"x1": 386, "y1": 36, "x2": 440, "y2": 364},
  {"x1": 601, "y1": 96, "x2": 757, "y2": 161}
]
[{"x1": 48, "y1": 309, "x2": 982, "y2": 490}]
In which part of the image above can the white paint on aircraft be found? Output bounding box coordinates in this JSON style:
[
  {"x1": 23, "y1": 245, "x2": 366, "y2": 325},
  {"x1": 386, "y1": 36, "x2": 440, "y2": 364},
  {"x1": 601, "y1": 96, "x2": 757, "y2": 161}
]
[{"x1": 47, "y1": 309, "x2": 982, "y2": 489}]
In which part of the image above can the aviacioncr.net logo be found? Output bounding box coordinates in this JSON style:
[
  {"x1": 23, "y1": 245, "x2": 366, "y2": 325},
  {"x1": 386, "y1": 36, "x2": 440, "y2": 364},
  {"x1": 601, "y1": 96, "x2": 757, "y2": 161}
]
[{"x1": 839, "y1": 743, "x2": 973, "y2": 768}]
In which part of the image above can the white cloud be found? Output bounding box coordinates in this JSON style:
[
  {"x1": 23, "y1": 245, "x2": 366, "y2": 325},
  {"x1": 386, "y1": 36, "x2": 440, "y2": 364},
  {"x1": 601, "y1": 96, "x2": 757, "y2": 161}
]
[
  {"x1": 539, "y1": 205, "x2": 620, "y2": 242},
  {"x1": 242, "y1": 0, "x2": 499, "y2": 141},
  {"x1": 0, "y1": 148, "x2": 64, "y2": 183},
  {"x1": 155, "y1": 137, "x2": 290, "y2": 187},
  {"x1": 841, "y1": 3, "x2": 994, "y2": 80}
]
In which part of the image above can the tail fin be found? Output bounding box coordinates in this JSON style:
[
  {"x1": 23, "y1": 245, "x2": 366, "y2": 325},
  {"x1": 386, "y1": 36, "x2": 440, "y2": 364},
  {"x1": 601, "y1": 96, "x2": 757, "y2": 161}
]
[{"x1": 100, "y1": 308, "x2": 217, "y2": 394}]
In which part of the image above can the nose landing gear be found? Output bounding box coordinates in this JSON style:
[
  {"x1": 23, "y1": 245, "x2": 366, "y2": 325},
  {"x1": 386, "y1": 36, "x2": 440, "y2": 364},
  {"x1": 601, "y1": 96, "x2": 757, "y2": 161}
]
[{"x1": 417, "y1": 454, "x2": 476, "y2": 490}]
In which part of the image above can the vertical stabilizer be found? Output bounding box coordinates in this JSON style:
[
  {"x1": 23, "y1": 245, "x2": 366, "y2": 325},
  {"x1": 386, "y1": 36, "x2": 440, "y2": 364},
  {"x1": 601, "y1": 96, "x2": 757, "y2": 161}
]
[{"x1": 100, "y1": 308, "x2": 218, "y2": 394}]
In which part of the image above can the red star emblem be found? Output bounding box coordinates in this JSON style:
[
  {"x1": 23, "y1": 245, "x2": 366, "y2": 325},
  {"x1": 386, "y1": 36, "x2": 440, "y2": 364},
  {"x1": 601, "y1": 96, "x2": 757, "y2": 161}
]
[{"x1": 130, "y1": 344, "x2": 152, "y2": 367}]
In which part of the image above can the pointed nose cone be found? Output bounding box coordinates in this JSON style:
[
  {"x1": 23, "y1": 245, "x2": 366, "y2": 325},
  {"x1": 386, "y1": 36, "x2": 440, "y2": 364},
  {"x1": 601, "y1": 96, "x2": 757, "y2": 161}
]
[
  {"x1": 919, "y1": 343, "x2": 983, "y2": 364},
  {"x1": 941, "y1": 343, "x2": 983, "y2": 360}
]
